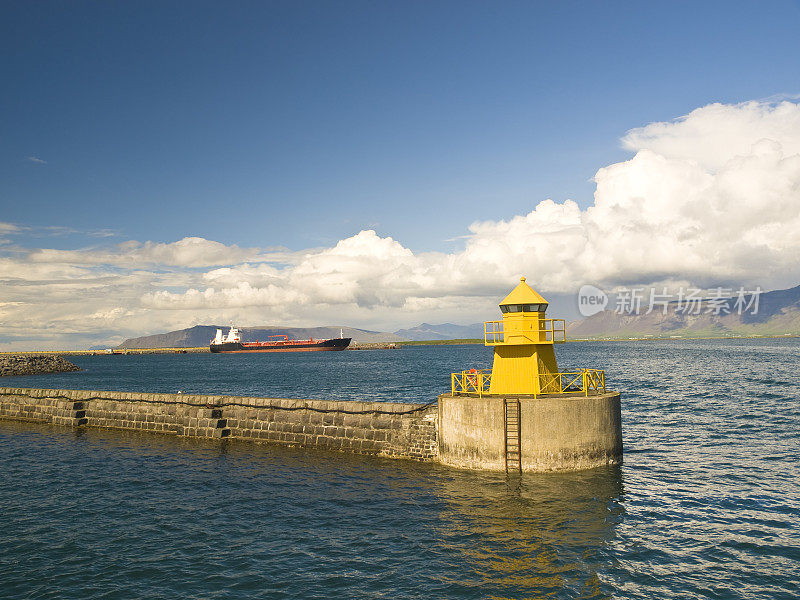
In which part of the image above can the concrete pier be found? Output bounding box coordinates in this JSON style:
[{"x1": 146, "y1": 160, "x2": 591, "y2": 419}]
[
  {"x1": 437, "y1": 392, "x2": 622, "y2": 472},
  {"x1": 0, "y1": 387, "x2": 621, "y2": 472}
]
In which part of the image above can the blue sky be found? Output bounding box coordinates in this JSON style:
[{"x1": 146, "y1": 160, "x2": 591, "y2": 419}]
[
  {"x1": 3, "y1": 1, "x2": 800, "y2": 348},
  {"x1": 3, "y1": 0, "x2": 799, "y2": 251}
]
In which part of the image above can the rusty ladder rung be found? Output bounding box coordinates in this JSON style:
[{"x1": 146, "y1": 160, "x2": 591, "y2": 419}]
[{"x1": 504, "y1": 398, "x2": 522, "y2": 474}]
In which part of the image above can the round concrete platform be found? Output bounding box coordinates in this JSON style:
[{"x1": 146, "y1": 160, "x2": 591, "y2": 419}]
[{"x1": 437, "y1": 392, "x2": 622, "y2": 472}]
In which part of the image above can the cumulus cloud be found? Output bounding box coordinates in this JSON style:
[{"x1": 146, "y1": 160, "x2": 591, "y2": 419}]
[
  {"x1": 3, "y1": 99, "x2": 800, "y2": 349},
  {"x1": 142, "y1": 100, "x2": 800, "y2": 309},
  {"x1": 27, "y1": 156, "x2": 47, "y2": 164},
  {"x1": 622, "y1": 101, "x2": 800, "y2": 170},
  {"x1": 145, "y1": 282, "x2": 305, "y2": 310}
]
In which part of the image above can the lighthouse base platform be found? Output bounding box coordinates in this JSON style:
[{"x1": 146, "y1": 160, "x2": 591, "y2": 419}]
[{"x1": 437, "y1": 392, "x2": 622, "y2": 472}]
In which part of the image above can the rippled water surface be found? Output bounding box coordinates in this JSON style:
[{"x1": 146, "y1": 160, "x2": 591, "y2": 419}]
[{"x1": 1, "y1": 339, "x2": 799, "y2": 598}]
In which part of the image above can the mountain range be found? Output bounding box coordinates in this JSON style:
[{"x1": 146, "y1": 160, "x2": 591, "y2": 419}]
[
  {"x1": 392, "y1": 322, "x2": 484, "y2": 341},
  {"x1": 567, "y1": 284, "x2": 800, "y2": 339},
  {"x1": 116, "y1": 284, "x2": 800, "y2": 348}
]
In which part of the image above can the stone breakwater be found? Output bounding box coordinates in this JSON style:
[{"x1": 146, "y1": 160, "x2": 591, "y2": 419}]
[
  {"x1": 0, "y1": 355, "x2": 81, "y2": 377},
  {"x1": 0, "y1": 387, "x2": 622, "y2": 472},
  {"x1": 0, "y1": 388, "x2": 439, "y2": 462}
]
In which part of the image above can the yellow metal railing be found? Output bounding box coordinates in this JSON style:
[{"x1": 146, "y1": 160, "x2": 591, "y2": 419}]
[
  {"x1": 537, "y1": 369, "x2": 606, "y2": 396},
  {"x1": 484, "y1": 321, "x2": 504, "y2": 344},
  {"x1": 583, "y1": 369, "x2": 606, "y2": 395},
  {"x1": 451, "y1": 368, "x2": 605, "y2": 397},
  {"x1": 484, "y1": 319, "x2": 566, "y2": 345},
  {"x1": 451, "y1": 369, "x2": 493, "y2": 397}
]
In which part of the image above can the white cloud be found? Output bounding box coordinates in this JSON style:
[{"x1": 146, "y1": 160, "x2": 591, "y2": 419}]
[
  {"x1": 0, "y1": 222, "x2": 22, "y2": 247},
  {"x1": 622, "y1": 100, "x2": 800, "y2": 171},
  {"x1": 144, "y1": 282, "x2": 305, "y2": 310},
  {"x1": 28, "y1": 236, "x2": 270, "y2": 268},
  {"x1": 3, "y1": 99, "x2": 800, "y2": 349},
  {"x1": 0, "y1": 222, "x2": 22, "y2": 235},
  {"x1": 27, "y1": 156, "x2": 47, "y2": 164},
  {"x1": 142, "y1": 100, "x2": 800, "y2": 307},
  {"x1": 0, "y1": 224, "x2": 118, "y2": 242}
]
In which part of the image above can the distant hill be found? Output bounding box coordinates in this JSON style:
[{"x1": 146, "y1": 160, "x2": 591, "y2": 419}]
[
  {"x1": 118, "y1": 325, "x2": 407, "y2": 349},
  {"x1": 116, "y1": 285, "x2": 800, "y2": 349},
  {"x1": 567, "y1": 284, "x2": 800, "y2": 339},
  {"x1": 393, "y1": 322, "x2": 484, "y2": 341}
]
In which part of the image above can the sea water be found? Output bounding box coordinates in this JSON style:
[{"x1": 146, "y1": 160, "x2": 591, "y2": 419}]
[{"x1": 1, "y1": 339, "x2": 798, "y2": 598}]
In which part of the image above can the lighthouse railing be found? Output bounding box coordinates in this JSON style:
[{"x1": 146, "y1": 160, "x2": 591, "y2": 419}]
[
  {"x1": 483, "y1": 319, "x2": 567, "y2": 345},
  {"x1": 451, "y1": 368, "x2": 605, "y2": 397},
  {"x1": 539, "y1": 369, "x2": 606, "y2": 396},
  {"x1": 582, "y1": 369, "x2": 606, "y2": 395},
  {"x1": 451, "y1": 369, "x2": 492, "y2": 397},
  {"x1": 484, "y1": 320, "x2": 504, "y2": 344}
]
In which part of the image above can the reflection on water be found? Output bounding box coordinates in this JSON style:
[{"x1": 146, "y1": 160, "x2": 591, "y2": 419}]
[
  {"x1": 1, "y1": 420, "x2": 625, "y2": 599},
  {"x1": 431, "y1": 467, "x2": 624, "y2": 599}
]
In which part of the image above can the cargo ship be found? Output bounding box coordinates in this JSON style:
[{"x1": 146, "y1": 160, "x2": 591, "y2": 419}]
[{"x1": 210, "y1": 326, "x2": 351, "y2": 353}]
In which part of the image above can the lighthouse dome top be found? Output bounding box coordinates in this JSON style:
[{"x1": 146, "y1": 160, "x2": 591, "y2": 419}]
[{"x1": 499, "y1": 276, "x2": 549, "y2": 313}]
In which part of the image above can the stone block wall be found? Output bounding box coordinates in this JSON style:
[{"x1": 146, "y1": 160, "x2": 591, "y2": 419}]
[
  {"x1": 197, "y1": 396, "x2": 437, "y2": 458},
  {"x1": 0, "y1": 390, "x2": 67, "y2": 423},
  {"x1": 0, "y1": 388, "x2": 438, "y2": 461},
  {"x1": 85, "y1": 394, "x2": 230, "y2": 438}
]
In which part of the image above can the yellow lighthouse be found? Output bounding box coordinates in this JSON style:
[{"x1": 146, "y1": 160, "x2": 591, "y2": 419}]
[
  {"x1": 452, "y1": 277, "x2": 605, "y2": 397},
  {"x1": 486, "y1": 276, "x2": 564, "y2": 395}
]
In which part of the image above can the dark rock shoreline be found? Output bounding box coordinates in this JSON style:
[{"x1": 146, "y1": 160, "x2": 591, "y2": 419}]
[{"x1": 0, "y1": 355, "x2": 81, "y2": 377}]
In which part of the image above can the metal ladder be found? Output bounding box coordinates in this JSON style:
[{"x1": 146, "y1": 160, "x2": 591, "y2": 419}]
[{"x1": 504, "y1": 398, "x2": 522, "y2": 474}]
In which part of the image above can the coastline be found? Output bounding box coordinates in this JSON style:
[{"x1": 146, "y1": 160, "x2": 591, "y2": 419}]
[
  {"x1": 569, "y1": 333, "x2": 800, "y2": 343},
  {"x1": 2, "y1": 332, "x2": 798, "y2": 356}
]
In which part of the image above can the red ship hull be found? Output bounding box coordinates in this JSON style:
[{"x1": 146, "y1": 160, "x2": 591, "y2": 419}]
[{"x1": 210, "y1": 337, "x2": 351, "y2": 353}]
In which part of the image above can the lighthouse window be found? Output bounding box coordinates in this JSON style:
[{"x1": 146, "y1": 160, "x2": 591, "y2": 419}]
[{"x1": 501, "y1": 303, "x2": 548, "y2": 313}]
